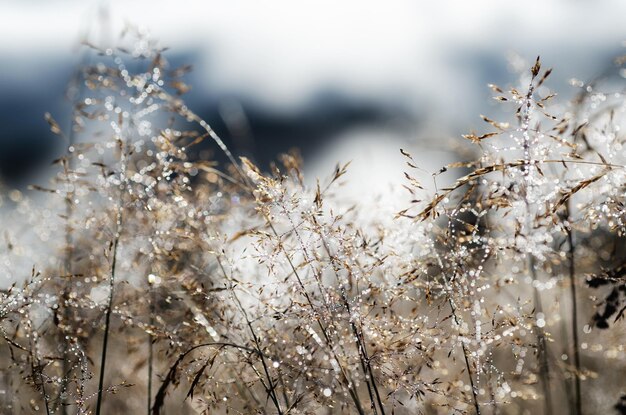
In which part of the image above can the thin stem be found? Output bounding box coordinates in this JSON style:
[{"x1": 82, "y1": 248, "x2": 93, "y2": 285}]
[
  {"x1": 448, "y1": 299, "x2": 481, "y2": 415},
  {"x1": 301, "y1": 211, "x2": 385, "y2": 414},
  {"x1": 216, "y1": 258, "x2": 284, "y2": 415},
  {"x1": 154, "y1": 89, "x2": 250, "y2": 187},
  {"x1": 28, "y1": 319, "x2": 51, "y2": 415},
  {"x1": 487, "y1": 373, "x2": 497, "y2": 415},
  {"x1": 566, "y1": 225, "x2": 582, "y2": 415},
  {"x1": 37, "y1": 358, "x2": 51, "y2": 415},
  {"x1": 59, "y1": 52, "x2": 88, "y2": 415},
  {"x1": 95, "y1": 210, "x2": 122, "y2": 415},
  {"x1": 147, "y1": 283, "x2": 155, "y2": 415},
  {"x1": 558, "y1": 285, "x2": 575, "y2": 414},
  {"x1": 528, "y1": 256, "x2": 554, "y2": 415},
  {"x1": 152, "y1": 342, "x2": 277, "y2": 414},
  {"x1": 317, "y1": 233, "x2": 384, "y2": 415},
  {"x1": 520, "y1": 69, "x2": 553, "y2": 415},
  {"x1": 264, "y1": 221, "x2": 367, "y2": 415}
]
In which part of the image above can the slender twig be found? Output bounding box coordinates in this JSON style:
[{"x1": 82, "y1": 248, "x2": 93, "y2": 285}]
[
  {"x1": 36, "y1": 357, "x2": 52, "y2": 415},
  {"x1": 557, "y1": 285, "x2": 575, "y2": 414},
  {"x1": 520, "y1": 68, "x2": 554, "y2": 415},
  {"x1": 448, "y1": 299, "x2": 481, "y2": 415},
  {"x1": 461, "y1": 331, "x2": 480, "y2": 415},
  {"x1": 95, "y1": 210, "x2": 123, "y2": 415},
  {"x1": 27, "y1": 317, "x2": 51, "y2": 415},
  {"x1": 147, "y1": 282, "x2": 155, "y2": 415},
  {"x1": 151, "y1": 342, "x2": 274, "y2": 415},
  {"x1": 566, "y1": 220, "x2": 583, "y2": 415},
  {"x1": 216, "y1": 257, "x2": 284, "y2": 415},
  {"x1": 41, "y1": 369, "x2": 51, "y2": 415},
  {"x1": 273, "y1": 202, "x2": 375, "y2": 414},
  {"x1": 528, "y1": 256, "x2": 553, "y2": 415},
  {"x1": 264, "y1": 221, "x2": 367, "y2": 415},
  {"x1": 58, "y1": 48, "x2": 90, "y2": 415},
  {"x1": 432, "y1": 237, "x2": 481, "y2": 415},
  {"x1": 316, "y1": 226, "x2": 385, "y2": 415}
]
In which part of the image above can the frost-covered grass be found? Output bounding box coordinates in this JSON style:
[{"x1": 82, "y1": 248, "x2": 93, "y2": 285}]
[{"x1": 0, "y1": 31, "x2": 625, "y2": 415}]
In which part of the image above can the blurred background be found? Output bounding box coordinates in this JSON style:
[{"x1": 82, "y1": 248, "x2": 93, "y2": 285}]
[{"x1": 1, "y1": 0, "x2": 625, "y2": 194}]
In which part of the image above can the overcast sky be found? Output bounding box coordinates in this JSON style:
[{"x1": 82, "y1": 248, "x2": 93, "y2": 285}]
[{"x1": 3, "y1": 0, "x2": 624, "y2": 113}]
